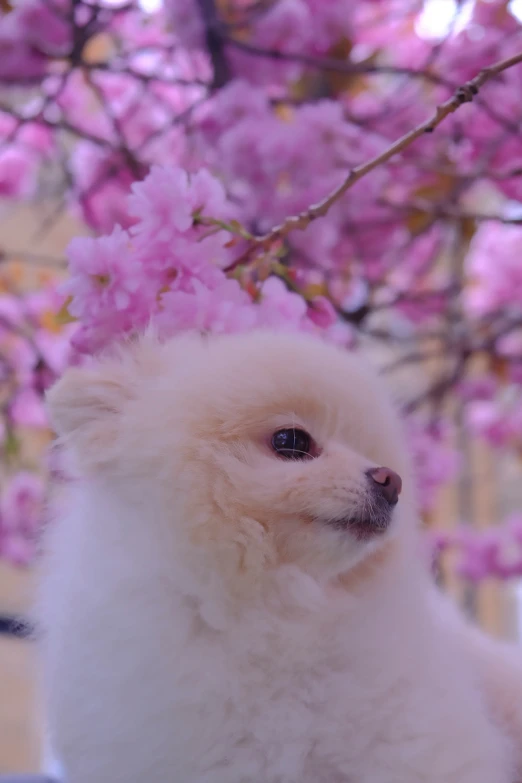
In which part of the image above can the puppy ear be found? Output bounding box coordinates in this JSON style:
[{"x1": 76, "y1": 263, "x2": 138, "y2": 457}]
[{"x1": 46, "y1": 365, "x2": 131, "y2": 472}]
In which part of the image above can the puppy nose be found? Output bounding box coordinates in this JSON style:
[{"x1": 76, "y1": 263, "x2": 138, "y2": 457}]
[{"x1": 366, "y1": 467, "x2": 402, "y2": 506}]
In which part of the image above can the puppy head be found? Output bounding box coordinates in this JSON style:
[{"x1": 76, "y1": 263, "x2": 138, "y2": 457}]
[{"x1": 47, "y1": 330, "x2": 415, "y2": 589}]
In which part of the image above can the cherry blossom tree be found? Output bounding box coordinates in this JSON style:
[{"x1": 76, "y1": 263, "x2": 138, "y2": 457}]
[{"x1": 2, "y1": 0, "x2": 522, "y2": 582}]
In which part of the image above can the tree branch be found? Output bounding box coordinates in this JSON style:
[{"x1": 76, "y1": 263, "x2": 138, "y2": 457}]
[
  {"x1": 225, "y1": 50, "x2": 522, "y2": 271},
  {"x1": 223, "y1": 34, "x2": 454, "y2": 88},
  {"x1": 196, "y1": 0, "x2": 231, "y2": 89}
]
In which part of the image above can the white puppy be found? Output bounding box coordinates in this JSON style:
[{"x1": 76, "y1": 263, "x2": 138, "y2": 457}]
[{"x1": 38, "y1": 330, "x2": 522, "y2": 783}]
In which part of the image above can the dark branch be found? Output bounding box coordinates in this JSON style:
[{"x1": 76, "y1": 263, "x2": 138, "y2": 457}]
[{"x1": 196, "y1": 0, "x2": 231, "y2": 89}]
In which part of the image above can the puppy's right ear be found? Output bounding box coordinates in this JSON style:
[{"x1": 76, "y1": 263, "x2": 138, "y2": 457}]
[{"x1": 46, "y1": 364, "x2": 131, "y2": 472}]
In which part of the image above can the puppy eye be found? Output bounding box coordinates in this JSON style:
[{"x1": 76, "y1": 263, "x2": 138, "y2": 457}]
[{"x1": 271, "y1": 428, "x2": 314, "y2": 460}]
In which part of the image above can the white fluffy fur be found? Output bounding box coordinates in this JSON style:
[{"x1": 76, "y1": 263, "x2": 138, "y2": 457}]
[{"x1": 38, "y1": 330, "x2": 522, "y2": 783}]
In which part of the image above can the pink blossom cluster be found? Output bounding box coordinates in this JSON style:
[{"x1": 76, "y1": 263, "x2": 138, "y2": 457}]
[
  {"x1": 166, "y1": 0, "x2": 354, "y2": 80},
  {"x1": 405, "y1": 416, "x2": 461, "y2": 514},
  {"x1": 0, "y1": 286, "x2": 74, "y2": 564},
  {"x1": 0, "y1": 287, "x2": 73, "y2": 428},
  {"x1": 0, "y1": 471, "x2": 45, "y2": 565},
  {"x1": 64, "y1": 164, "x2": 344, "y2": 355},
  {"x1": 0, "y1": 0, "x2": 70, "y2": 85},
  {"x1": 1, "y1": 0, "x2": 519, "y2": 285},
  {"x1": 465, "y1": 223, "x2": 522, "y2": 318},
  {"x1": 430, "y1": 515, "x2": 522, "y2": 582},
  {"x1": 0, "y1": 112, "x2": 53, "y2": 198}
]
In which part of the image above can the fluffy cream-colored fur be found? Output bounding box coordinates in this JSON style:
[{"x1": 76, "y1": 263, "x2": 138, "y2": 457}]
[{"x1": 38, "y1": 330, "x2": 522, "y2": 783}]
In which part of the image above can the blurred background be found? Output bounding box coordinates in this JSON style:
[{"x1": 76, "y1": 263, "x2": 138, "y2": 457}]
[{"x1": 2, "y1": 0, "x2": 522, "y2": 774}]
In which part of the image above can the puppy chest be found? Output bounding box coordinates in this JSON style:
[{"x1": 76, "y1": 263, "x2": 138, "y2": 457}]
[{"x1": 168, "y1": 644, "x2": 373, "y2": 778}]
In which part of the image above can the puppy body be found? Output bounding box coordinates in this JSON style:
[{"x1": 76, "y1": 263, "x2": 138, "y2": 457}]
[{"x1": 39, "y1": 331, "x2": 518, "y2": 783}]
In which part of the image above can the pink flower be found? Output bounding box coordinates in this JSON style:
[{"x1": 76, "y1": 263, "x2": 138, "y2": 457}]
[
  {"x1": 304, "y1": 0, "x2": 355, "y2": 48},
  {"x1": 0, "y1": 147, "x2": 38, "y2": 198},
  {"x1": 156, "y1": 278, "x2": 258, "y2": 336},
  {"x1": 322, "y1": 321, "x2": 356, "y2": 348},
  {"x1": 0, "y1": 0, "x2": 70, "y2": 84},
  {"x1": 1, "y1": 333, "x2": 38, "y2": 388},
  {"x1": 129, "y1": 165, "x2": 229, "y2": 240},
  {"x1": 0, "y1": 112, "x2": 54, "y2": 156},
  {"x1": 17, "y1": 0, "x2": 71, "y2": 56},
  {"x1": 197, "y1": 81, "x2": 270, "y2": 144},
  {"x1": 71, "y1": 144, "x2": 141, "y2": 233},
  {"x1": 457, "y1": 375, "x2": 498, "y2": 403},
  {"x1": 163, "y1": 0, "x2": 204, "y2": 49},
  {"x1": 465, "y1": 223, "x2": 522, "y2": 317},
  {"x1": 257, "y1": 277, "x2": 308, "y2": 328},
  {"x1": 0, "y1": 470, "x2": 45, "y2": 565},
  {"x1": 455, "y1": 529, "x2": 501, "y2": 582},
  {"x1": 10, "y1": 388, "x2": 48, "y2": 428},
  {"x1": 307, "y1": 296, "x2": 337, "y2": 329},
  {"x1": 466, "y1": 399, "x2": 522, "y2": 449},
  {"x1": 65, "y1": 224, "x2": 152, "y2": 326},
  {"x1": 0, "y1": 40, "x2": 47, "y2": 83},
  {"x1": 0, "y1": 294, "x2": 25, "y2": 328},
  {"x1": 1, "y1": 471, "x2": 45, "y2": 535},
  {"x1": 443, "y1": 519, "x2": 522, "y2": 582},
  {"x1": 34, "y1": 328, "x2": 74, "y2": 377},
  {"x1": 406, "y1": 417, "x2": 461, "y2": 513},
  {"x1": 0, "y1": 534, "x2": 36, "y2": 567},
  {"x1": 227, "y1": 0, "x2": 313, "y2": 85}
]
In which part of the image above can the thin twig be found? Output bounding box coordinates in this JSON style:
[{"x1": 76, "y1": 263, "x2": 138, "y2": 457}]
[
  {"x1": 225, "y1": 50, "x2": 522, "y2": 271},
  {"x1": 224, "y1": 35, "x2": 454, "y2": 88}
]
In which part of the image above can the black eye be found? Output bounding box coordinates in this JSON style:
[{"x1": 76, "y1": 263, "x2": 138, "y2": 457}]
[{"x1": 271, "y1": 428, "x2": 314, "y2": 460}]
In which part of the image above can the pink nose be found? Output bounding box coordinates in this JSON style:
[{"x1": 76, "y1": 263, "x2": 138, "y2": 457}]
[{"x1": 366, "y1": 467, "x2": 402, "y2": 506}]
